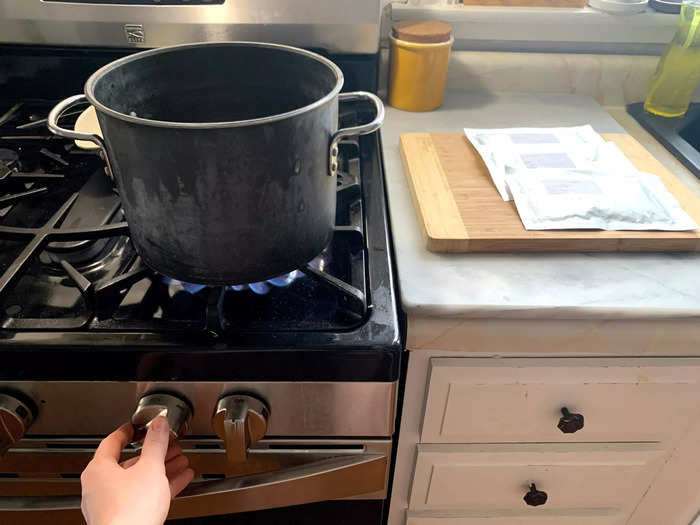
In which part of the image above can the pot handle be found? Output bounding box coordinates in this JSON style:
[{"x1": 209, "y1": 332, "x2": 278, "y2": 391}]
[
  {"x1": 47, "y1": 94, "x2": 115, "y2": 178},
  {"x1": 47, "y1": 94, "x2": 103, "y2": 146},
  {"x1": 329, "y1": 91, "x2": 385, "y2": 175}
]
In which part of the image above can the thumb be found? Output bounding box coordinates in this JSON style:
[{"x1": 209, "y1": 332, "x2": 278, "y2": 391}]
[{"x1": 140, "y1": 416, "x2": 170, "y2": 465}]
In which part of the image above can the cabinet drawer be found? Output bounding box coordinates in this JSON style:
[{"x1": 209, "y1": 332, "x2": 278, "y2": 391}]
[
  {"x1": 409, "y1": 443, "x2": 665, "y2": 513},
  {"x1": 407, "y1": 509, "x2": 623, "y2": 525},
  {"x1": 422, "y1": 358, "x2": 700, "y2": 444}
]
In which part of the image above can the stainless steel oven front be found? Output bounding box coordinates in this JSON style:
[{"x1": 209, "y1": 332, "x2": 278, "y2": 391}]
[{"x1": 0, "y1": 381, "x2": 396, "y2": 522}]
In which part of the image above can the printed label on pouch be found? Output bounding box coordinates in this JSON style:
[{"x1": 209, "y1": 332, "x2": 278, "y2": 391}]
[
  {"x1": 509, "y1": 133, "x2": 560, "y2": 144},
  {"x1": 543, "y1": 179, "x2": 603, "y2": 195},
  {"x1": 520, "y1": 152, "x2": 576, "y2": 169}
]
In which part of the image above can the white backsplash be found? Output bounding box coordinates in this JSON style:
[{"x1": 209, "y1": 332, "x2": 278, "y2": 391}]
[{"x1": 443, "y1": 51, "x2": 700, "y2": 106}]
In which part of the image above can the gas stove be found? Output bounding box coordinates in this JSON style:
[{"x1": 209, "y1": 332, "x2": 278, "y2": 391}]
[
  {"x1": 0, "y1": 90, "x2": 401, "y2": 382},
  {"x1": 0, "y1": 30, "x2": 401, "y2": 523},
  {"x1": 1, "y1": 102, "x2": 375, "y2": 334}
]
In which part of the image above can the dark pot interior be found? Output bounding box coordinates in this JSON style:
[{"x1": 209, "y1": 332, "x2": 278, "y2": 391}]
[{"x1": 90, "y1": 44, "x2": 340, "y2": 124}]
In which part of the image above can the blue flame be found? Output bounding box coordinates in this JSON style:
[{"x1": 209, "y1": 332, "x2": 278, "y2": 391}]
[
  {"x1": 228, "y1": 268, "x2": 305, "y2": 295},
  {"x1": 163, "y1": 266, "x2": 312, "y2": 296}
]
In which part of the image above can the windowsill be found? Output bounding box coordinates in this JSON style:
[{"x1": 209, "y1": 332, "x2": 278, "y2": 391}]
[{"x1": 390, "y1": 4, "x2": 679, "y2": 54}]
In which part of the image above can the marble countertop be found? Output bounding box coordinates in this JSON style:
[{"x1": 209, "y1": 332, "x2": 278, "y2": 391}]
[{"x1": 382, "y1": 91, "x2": 700, "y2": 320}]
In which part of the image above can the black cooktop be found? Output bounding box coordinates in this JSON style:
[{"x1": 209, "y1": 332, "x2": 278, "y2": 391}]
[{"x1": 0, "y1": 47, "x2": 401, "y2": 383}]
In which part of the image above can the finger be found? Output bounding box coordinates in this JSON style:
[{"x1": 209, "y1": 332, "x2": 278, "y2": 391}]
[
  {"x1": 120, "y1": 456, "x2": 139, "y2": 469},
  {"x1": 164, "y1": 444, "x2": 183, "y2": 463},
  {"x1": 94, "y1": 423, "x2": 133, "y2": 462},
  {"x1": 165, "y1": 454, "x2": 190, "y2": 479},
  {"x1": 140, "y1": 416, "x2": 170, "y2": 464},
  {"x1": 122, "y1": 441, "x2": 180, "y2": 469},
  {"x1": 169, "y1": 467, "x2": 195, "y2": 499},
  {"x1": 122, "y1": 444, "x2": 181, "y2": 469}
]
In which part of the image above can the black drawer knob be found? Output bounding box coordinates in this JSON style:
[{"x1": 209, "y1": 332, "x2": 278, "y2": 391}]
[
  {"x1": 523, "y1": 483, "x2": 548, "y2": 507},
  {"x1": 557, "y1": 407, "x2": 584, "y2": 434}
]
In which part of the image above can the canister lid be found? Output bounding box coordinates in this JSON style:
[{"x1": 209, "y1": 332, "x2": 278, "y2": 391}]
[{"x1": 392, "y1": 21, "x2": 452, "y2": 44}]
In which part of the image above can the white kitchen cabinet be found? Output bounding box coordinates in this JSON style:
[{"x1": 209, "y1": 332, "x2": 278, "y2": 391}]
[
  {"x1": 422, "y1": 358, "x2": 700, "y2": 444},
  {"x1": 410, "y1": 443, "x2": 665, "y2": 513},
  {"x1": 388, "y1": 355, "x2": 700, "y2": 525}
]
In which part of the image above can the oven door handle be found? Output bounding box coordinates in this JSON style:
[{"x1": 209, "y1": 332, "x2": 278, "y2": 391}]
[{"x1": 0, "y1": 453, "x2": 387, "y2": 518}]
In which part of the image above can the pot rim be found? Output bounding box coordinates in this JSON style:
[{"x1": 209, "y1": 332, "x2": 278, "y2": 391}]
[{"x1": 84, "y1": 41, "x2": 345, "y2": 130}]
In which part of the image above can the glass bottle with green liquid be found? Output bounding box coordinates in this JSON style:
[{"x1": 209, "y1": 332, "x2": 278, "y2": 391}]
[{"x1": 644, "y1": 0, "x2": 700, "y2": 118}]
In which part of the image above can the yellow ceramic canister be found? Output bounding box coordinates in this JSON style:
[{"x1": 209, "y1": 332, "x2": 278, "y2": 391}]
[{"x1": 389, "y1": 20, "x2": 453, "y2": 112}]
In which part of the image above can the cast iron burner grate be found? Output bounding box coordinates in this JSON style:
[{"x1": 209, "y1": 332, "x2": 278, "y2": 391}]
[{"x1": 0, "y1": 101, "x2": 370, "y2": 334}]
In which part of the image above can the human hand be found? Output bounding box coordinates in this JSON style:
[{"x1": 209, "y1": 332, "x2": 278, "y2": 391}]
[{"x1": 80, "y1": 417, "x2": 195, "y2": 525}]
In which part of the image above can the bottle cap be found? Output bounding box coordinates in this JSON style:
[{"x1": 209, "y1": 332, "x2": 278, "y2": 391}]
[{"x1": 392, "y1": 21, "x2": 452, "y2": 44}]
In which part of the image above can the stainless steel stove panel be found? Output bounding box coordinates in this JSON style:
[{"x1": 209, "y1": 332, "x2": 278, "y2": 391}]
[
  {"x1": 0, "y1": 0, "x2": 382, "y2": 54},
  {"x1": 3, "y1": 381, "x2": 397, "y2": 437}
]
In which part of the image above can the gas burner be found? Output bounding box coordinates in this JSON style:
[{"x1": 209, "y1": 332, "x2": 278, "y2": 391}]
[
  {"x1": 228, "y1": 269, "x2": 306, "y2": 295},
  {"x1": 168, "y1": 254, "x2": 329, "y2": 296},
  {"x1": 165, "y1": 269, "x2": 306, "y2": 296}
]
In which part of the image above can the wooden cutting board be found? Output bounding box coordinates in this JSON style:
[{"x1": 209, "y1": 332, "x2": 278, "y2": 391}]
[{"x1": 400, "y1": 133, "x2": 700, "y2": 252}]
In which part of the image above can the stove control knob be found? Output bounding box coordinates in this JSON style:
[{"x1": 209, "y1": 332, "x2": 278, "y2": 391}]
[
  {"x1": 212, "y1": 395, "x2": 270, "y2": 463},
  {"x1": 131, "y1": 393, "x2": 192, "y2": 445},
  {"x1": 0, "y1": 393, "x2": 35, "y2": 458}
]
